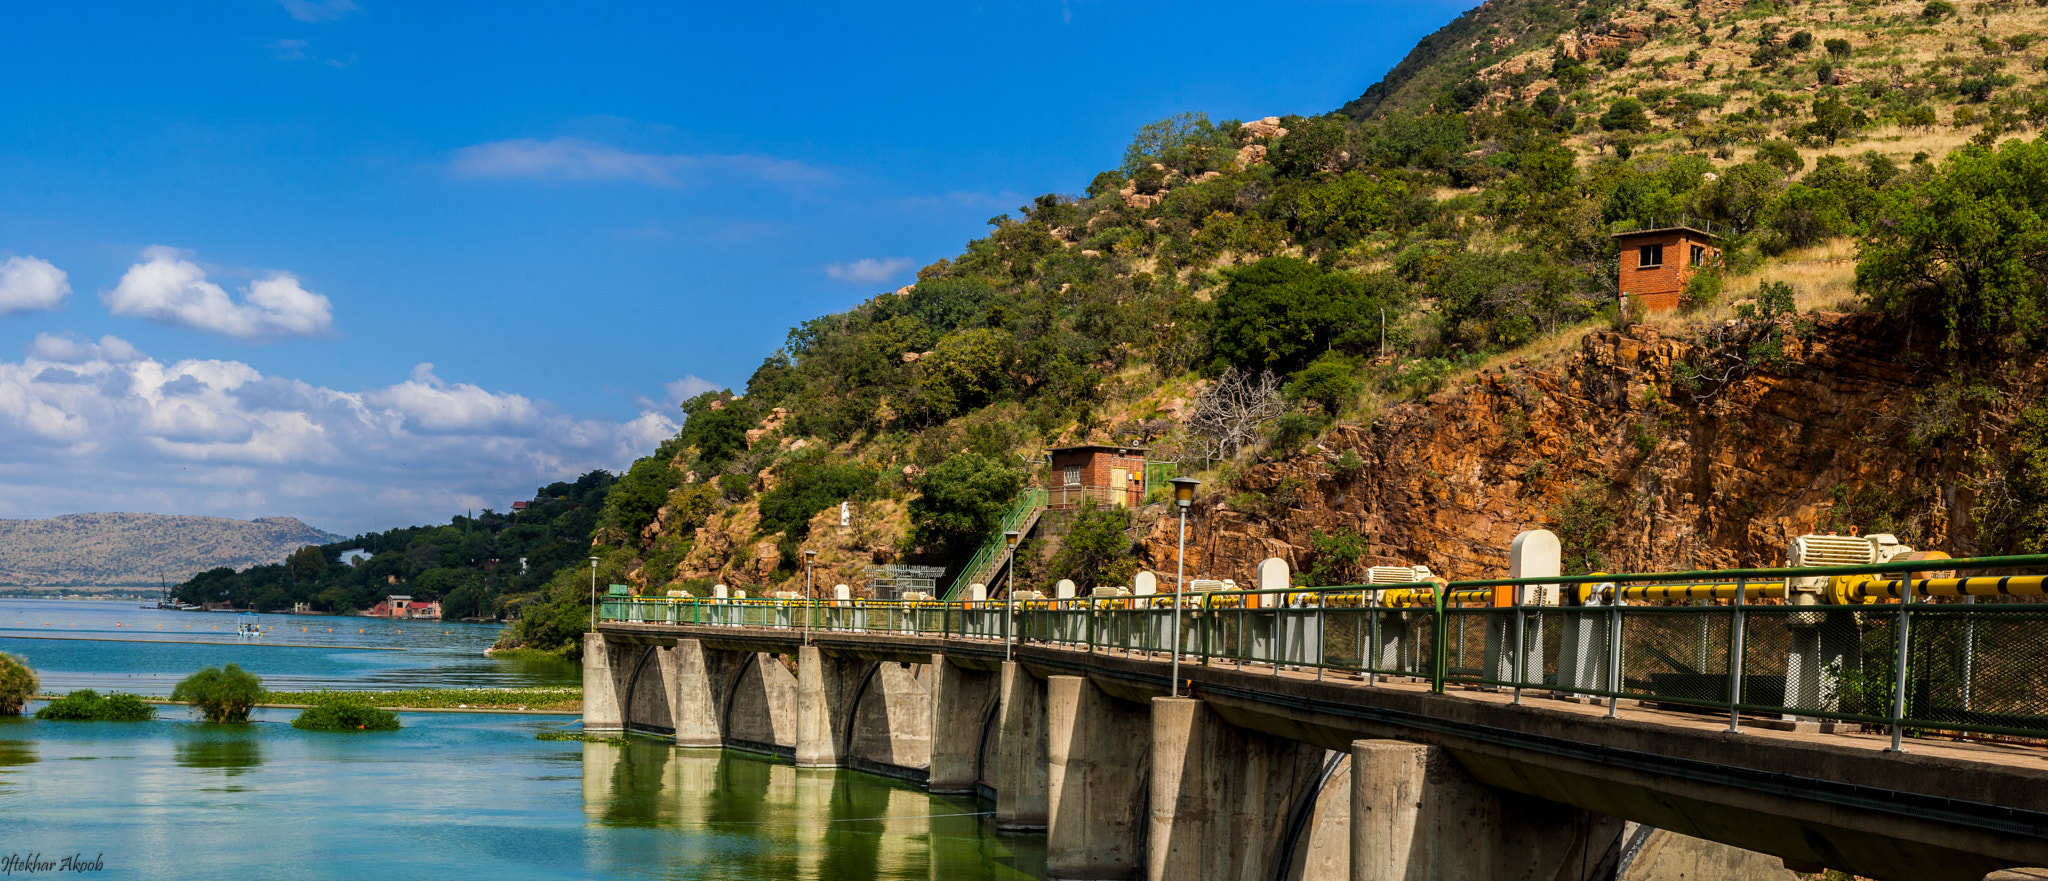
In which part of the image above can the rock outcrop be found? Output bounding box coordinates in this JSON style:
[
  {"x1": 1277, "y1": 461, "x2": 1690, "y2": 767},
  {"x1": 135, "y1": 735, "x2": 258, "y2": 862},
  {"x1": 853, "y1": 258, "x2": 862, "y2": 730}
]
[{"x1": 1139, "y1": 314, "x2": 2034, "y2": 584}]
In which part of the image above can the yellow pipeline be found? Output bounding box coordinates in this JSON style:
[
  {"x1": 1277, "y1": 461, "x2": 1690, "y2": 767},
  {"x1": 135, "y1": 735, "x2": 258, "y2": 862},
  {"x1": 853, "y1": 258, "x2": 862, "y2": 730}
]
[{"x1": 1836, "y1": 575, "x2": 2048, "y2": 601}]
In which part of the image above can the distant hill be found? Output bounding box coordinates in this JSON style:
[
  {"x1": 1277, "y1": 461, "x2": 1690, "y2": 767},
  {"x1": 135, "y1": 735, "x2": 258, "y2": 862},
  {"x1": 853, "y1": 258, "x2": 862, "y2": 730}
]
[{"x1": 0, "y1": 513, "x2": 343, "y2": 588}]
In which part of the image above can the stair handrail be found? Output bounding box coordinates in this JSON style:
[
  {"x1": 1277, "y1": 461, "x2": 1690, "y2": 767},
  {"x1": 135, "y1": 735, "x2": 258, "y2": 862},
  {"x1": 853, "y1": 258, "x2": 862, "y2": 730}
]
[{"x1": 942, "y1": 488, "x2": 1047, "y2": 600}]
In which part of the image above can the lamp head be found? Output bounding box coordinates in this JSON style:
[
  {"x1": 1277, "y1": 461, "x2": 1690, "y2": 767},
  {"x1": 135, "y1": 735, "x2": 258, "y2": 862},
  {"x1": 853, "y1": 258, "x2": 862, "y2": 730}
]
[
  {"x1": 804, "y1": 549, "x2": 818, "y2": 560},
  {"x1": 1004, "y1": 529, "x2": 1020, "y2": 547},
  {"x1": 1169, "y1": 477, "x2": 1201, "y2": 509}
]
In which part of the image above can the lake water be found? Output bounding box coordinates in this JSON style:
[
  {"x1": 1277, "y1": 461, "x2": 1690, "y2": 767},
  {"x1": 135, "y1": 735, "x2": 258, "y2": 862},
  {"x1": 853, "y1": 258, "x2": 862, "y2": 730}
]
[
  {"x1": 0, "y1": 599, "x2": 1047, "y2": 880},
  {"x1": 0, "y1": 598, "x2": 579, "y2": 693}
]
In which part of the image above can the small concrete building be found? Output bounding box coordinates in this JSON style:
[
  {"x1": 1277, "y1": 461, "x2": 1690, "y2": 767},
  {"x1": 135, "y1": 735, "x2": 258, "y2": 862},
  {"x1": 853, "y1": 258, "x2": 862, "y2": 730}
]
[
  {"x1": 1614, "y1": 226, "x2": 1721, "y2": 314},
  {"x1": 1046, "y1": 444, "x2": 1148, "y2": 508}
]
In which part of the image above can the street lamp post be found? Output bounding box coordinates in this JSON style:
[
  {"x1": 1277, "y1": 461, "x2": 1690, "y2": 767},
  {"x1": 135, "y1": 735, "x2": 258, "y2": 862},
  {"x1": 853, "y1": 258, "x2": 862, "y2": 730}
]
[
  {"x1": 1003, "y1": 529, "x2": 1021, "y2": 661},
  {"x1": 1169, "y1": 477, "x2": 1201, "y2": 698},
  {"x1": 588, "y1": 556, "x2": 599, "y2": 631},
  {"x1": 804, "y1": 550, "x2": 818, "y2": 643}
]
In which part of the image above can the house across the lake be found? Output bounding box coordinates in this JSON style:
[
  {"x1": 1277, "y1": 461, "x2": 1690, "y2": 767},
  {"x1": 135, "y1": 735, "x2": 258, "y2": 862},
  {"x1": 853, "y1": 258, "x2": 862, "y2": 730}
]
[{"x1": 365, "y1": 595, "x2": 441, "y2": 619}]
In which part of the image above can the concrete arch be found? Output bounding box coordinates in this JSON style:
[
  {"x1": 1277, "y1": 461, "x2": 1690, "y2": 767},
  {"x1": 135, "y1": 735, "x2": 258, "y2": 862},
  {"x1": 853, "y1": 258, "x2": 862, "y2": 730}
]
[
  {"x1": 621, "y1": 644, "x2": 674, "y2": 736},
  {"x1": 839, "y1": 661, "x2": 932, "y2": 781},
  {"x1": 723, "y1": 651, "x2": 800, "y2": 757}
]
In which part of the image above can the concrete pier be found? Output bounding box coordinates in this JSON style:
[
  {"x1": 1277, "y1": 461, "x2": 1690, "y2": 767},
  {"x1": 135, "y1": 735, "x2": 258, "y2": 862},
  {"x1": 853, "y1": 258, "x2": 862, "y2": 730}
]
[
  {"x1": 995, "y1": 661, "x2": 1049, "y2": 831},
  {"x1": 795, "y1": 645, "x2": 848, "y2": 768},
  {"x1": 1349, "y1": 739, "x2": 1622, "y2": 881},
  {"x1": 670, "y1": 638, "x2": 722, "y2": 748},
  {"x1": 582, "y1": 632, "x2": 623, "y2": 731},
  {"x1": 1046, "y1": 675, "x2": 1150, "y2": 880},
  {"x1": 928, "y1": 656, "x2": 997, "y2": 794},
  {"x1": 1148, "y1": 696, "x2": 1328, "y2": 881}
]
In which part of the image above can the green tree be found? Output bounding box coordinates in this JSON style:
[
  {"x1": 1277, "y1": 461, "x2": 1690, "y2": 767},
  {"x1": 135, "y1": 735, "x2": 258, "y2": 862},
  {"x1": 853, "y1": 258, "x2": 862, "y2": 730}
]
[
  {"x1": 1293, "y1": 173, "x2": 1412, "y2": 245},
  {"x1": 287, "y1": 545, "x2": 326, "y2": 582},
  {"x1": 1209, "y1": 257, "x2": 1396, "y2": 375},
  {"x1": 172, "y1": 664, "x2": 265, "y2": 723},
  {"x1": 1271, "y1": 116, "x2": 1349, "y2": 178},
  {"x1": 1045, "y1": 501, "x2": 1138, "y2": 589},
  {"x1": 0, "y1": 653, "x2": 36, "y2": 716},
  {"x1": 1599, "y1": 98, "x2": 1650, "y2": 132},
  {"x1": 1283, "y1": 352, "x2": 1361, "y2": 415},
  {"x1": 1756, "y1": 139, "x2": 1804, "y2": 174},
  {"x1": 757, "y1": 456, "x2": 879, "y2": 539},
  {"x1": 917, "y1": 328, "x2": 1013, "y2": 419},
  {"x1": 1857, "y1": 138, "x2": 2048, "y2": 351},
  {"x1": 905, "y1": 453, "x2": 1025, "y2": 567}
]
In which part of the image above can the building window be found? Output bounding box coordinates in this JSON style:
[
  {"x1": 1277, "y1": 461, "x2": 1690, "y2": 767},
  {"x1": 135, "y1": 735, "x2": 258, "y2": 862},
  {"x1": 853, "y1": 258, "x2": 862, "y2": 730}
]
[
  {"x1": 1690, "y1": 244, "x2": 1707, "y2": 266},
  {"x1": 1063, "y1": 466, "x2": 1081, "y2": 486},
  {"x1": 1638, "y1": 244, "x2": 1664, "y2": 268}
]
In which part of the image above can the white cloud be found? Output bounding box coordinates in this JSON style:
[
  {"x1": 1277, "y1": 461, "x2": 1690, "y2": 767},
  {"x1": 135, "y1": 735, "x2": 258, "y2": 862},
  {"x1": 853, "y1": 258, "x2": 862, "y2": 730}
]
[
  {"x1": 0, "y1": 256, "x2": 71, "y2": 315},
  {"x1": 277, "y1": 0, "x2": 358, "y2": 23},
  {"x1": 366, "y1": 363, "x2": 543, "y2": 435},
  {"x1": 103, "y1": 246, "x2": 335, "y2": 341},
  {"x1": 665, "y1": 375, "x2": 720, "y2": 405},
  {"x1": 0, "y1": 338, "x2": 676, "y2": 534},
  {"x1": 824, "y1": 257, "x2": 914, "y2": 284},
  {"x1": 268, "y1": 39, "x2": 309, "y2": 61},
  {"x1": 27, "y1": 332, "x2": 144, "y2": 364},
  {"x1": 448, "y1": 137, "x2": 832, "y2": 188}
]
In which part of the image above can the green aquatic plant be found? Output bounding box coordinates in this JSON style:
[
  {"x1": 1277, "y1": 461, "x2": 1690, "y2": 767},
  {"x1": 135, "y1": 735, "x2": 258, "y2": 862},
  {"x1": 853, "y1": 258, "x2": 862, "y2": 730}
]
[
  {"x1": 171, "y1": 664, "x2": 265, "y2": 723},
  {"x1": 34, "y1": 689, "x2": 157, "y2": 722},
  {"x1": 536, "y1": 730, "x2": 627, "y2": 744},
  {"x1": 291, "y1": 699, "x2": 400, "y2": 732},
  {"x1": 0, "y1": 653, "x2": 36, "y2": 716}
]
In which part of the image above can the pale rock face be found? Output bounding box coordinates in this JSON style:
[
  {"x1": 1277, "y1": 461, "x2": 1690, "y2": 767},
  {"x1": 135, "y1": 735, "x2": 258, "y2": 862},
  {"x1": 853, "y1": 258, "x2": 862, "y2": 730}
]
[
  {"x1": 1236, "y1": 143, "x2": 1269, "y2": 168},
  {"x1": 1241, "y1": 116, "x2": 1288, "y2": 139}
]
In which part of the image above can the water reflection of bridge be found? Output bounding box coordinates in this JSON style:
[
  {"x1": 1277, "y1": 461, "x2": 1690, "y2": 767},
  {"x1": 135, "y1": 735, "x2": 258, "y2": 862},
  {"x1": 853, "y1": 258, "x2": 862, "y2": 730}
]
[{"x1": 578, "y1": 739, "x2": 1042, "y2": 879}]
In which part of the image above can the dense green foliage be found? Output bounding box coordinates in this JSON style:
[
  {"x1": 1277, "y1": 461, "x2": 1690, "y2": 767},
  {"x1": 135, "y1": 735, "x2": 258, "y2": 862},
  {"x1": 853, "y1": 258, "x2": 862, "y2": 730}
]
[
  {"x1": 291, "y1": 697, "x2": 401, "y2": 732},
  {"x1": 0, "y1": 653, "x2": 36, "y2": 716},
  {"x1": 34, "y1": 689, "x2": 156, "y2": 722},
  {"x1": 171, "y1": 664, "x2": 265, "y2": 724},
  {"x1": 176, "y1": 471, "x2": 616, "y2": 616},
  {"x1": 1857, "y1": 138, "x2": 2048, "y2": 351},
  {"x1": 1045, "y1": 502, "x2": 1139, "y2": 589},
  {"x1": 1210, "y1": 257, "x2": 1399, "y2": 375},
  {"x1": 905, "y1": 454, "x2": 1026, "y2": 565}
]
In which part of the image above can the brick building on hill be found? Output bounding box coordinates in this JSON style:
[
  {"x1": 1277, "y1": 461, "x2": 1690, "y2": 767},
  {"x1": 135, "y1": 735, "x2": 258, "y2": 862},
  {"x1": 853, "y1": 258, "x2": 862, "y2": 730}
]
[
  {"x1": 1615, "y1": 226, "x2": 1721, "y2": 315},
  {"x1": 1045, "y1": 444, "x2": 1148, "y2": 508}
]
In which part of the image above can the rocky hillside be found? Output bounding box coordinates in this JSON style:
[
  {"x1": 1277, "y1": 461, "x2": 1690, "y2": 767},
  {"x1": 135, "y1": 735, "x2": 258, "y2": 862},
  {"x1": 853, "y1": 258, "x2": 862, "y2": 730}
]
[
  {"x1": 0, "y1": 513, "x2": 340, "y2": 588},
  {"x1": 1143, "y1": 310, "x2": 2040, "y2": 584}
]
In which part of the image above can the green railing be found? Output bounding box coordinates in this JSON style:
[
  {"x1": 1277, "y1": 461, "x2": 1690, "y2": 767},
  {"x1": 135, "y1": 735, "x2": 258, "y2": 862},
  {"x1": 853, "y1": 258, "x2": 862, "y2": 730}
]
[
  {"x1": 941, "y1": 488, "x2": 1047, "y2": 600},
  {"x1": 599, "y1": 553, "x2": 2048, "y2": 743}
]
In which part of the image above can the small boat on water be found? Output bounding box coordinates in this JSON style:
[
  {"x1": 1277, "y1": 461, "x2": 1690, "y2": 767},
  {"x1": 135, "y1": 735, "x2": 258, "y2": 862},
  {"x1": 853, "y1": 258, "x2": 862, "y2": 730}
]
[{"x1": 236, "y1": 612, "x2": 262, "y2": 638}]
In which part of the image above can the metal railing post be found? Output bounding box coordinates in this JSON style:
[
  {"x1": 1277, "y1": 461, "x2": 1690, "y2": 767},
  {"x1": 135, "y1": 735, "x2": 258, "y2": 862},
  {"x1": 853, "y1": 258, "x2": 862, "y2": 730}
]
[
  {"x1": 1432, "y1": 584, "x2": 1448, "y2": 694},
  {"x1": 1887, "y1": 575, "x2": 1915, "y2": 753},
  {"x1": 1606, "y1": 583, "x2": 1622, "y2": 718},
  {"x1": 1728, "y1": 576, "x2": 1746, "y2": 733},
  {"x1": 1513, "y1": 596, "x2": 1526, "y2": 705}
]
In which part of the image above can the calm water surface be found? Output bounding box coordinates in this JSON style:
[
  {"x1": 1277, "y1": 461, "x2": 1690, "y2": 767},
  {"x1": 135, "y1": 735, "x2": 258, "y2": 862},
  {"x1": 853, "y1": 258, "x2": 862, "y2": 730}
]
[
  {"x1": 0, "y1": 710, "x2": 1045, "y2": 880},
  {"x1": 0, "y1": 599, "x2": 1045, "y2": 879},
  {"x1": 0, "y1": 598, "x2": 578, "y2": 692}
]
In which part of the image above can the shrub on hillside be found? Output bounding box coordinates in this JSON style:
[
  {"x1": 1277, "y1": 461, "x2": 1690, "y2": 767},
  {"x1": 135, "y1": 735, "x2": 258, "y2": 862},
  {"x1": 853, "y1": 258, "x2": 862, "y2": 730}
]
[
  {"x1": 171, "y1": 664, "x2": 265, "y2": 723},
  {"x1": 0, "y1": 653, "x2": 36, "y2": 716},
  {"x1": 34, "y1": 689, "x2": 156, "y2": 722},
  {"x1": 1857, "y1": 138, "x2": 2048, "y2": 352},
  {"x1": 905, "y1": 453, "x2": 1025, "y2": 567}
]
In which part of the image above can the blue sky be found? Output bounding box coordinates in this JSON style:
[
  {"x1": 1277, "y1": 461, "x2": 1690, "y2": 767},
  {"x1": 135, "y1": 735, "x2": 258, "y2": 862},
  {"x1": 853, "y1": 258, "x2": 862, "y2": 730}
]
[{"x1": 0, "y1": 0, "x2": 1473, "y2": 535}]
